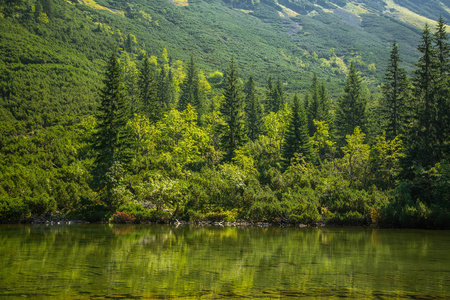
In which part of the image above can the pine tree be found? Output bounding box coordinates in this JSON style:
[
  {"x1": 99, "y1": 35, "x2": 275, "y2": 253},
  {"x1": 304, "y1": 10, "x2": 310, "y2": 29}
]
[
  {"x1": 220, "y1": 58, "x2": 246, "y2": 161},
  {"x1": 307, "y1": 73, "x2": 321, "y2": 136},
  {"x1": 381, "y1": 41, "x2": 409, "y2": 140},
  {"x1": 244, "y1": 76, "x2": 264, "y2": 141},
  {"x1": 433, "y1": 17, "x2": 449, "y2": 149},
  {"x1": 122, "y1": 53, "x2": 140, "y2": 117},
  {"x1": 92, "y1": 51, "x2": 132, "y2": 209},
  {"x1": 282, "y1": 94, "x2": 313, "y2": 166},
  {"x1": 410, "y1": 24, "x2": 439, "y2": 166},
  {"x1": 335, "y1": 62, "x2": 366, "y2": 146},
  {"x1": 414, "y1": 24, "x2": 437, "y2": 139},
  {"x1": 178, "y1": 54, "x2": 200, "y2": 112},
  {"x1": 140, "y1": 54, "x2": 158, "y2": 121},
  {"x1": 319, "y1": 82, "x2": 332, "y2": 128},
  {"x1": 156, "y1": 65, "x2": 169, "y2": 120},
  {"x1": 266, "y1": 76, "x2": 274, "y2": 113}
]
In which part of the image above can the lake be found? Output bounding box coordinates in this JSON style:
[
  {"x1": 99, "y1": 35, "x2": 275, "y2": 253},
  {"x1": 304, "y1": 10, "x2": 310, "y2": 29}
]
[{"x1": 0, "y1": 225, "x2": 449, "y2": 299}]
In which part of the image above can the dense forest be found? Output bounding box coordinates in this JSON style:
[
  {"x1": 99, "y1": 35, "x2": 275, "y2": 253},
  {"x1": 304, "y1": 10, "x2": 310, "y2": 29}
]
[{"x1": 0, "y1": 0, "x2": 448, "y2": 228}]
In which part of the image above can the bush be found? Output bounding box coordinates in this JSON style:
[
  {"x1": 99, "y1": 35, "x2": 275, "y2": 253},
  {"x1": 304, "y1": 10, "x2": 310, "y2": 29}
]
[
  {"x1": 204, "y1": 208, "x2": 239, "y2": 222},
  {"x1": 117, "y1": 202, "x2": 171, "y2": 223},
  {"x1": 0, "y1": 196, "x2": 30, "y2": 223},
  {"x1": 24, "y1": 193, "x2": 57, "y2": 216},
  {"x1": 328, "y1": 211, "x2": 366, "y2": 226},
  {"x1": 110, "y1": 212, "x2": 136, "y2": 224}
]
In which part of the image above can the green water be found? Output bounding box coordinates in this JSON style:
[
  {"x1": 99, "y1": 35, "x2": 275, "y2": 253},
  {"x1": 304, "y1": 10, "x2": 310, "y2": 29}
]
[{"x1": 0, "y1": 225, "x2": 449, "y2": 299}]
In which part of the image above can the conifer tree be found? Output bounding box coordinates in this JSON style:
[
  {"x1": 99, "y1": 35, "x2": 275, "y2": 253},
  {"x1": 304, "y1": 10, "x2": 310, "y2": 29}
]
[
  {"x1": 335, "y1": 62, "x2": 366, "y2": 146},
  {"x1": 307, "y1": 73, "x2": 321, "y2": 136},
  {"x1": 414, "y1": 24, "x2": 437, "y2": 140},
  {"x1": 220, "y1": 58, "x2": 246, "y2": 161},
  {"x1": 157, "y1": 65, "x2": 169, "y2": 117},
  {"x1": 319, "y1": 82, "x2": 332, "y2": 128},
  {"x1": 433, "y1": 17, "x2": 449, "y2": 149},
  {"x1": 282, "y1": 94, "x2": 313, "y2": 166},
  {"x1": 381, "y1": 41, "x2": 409, "y2": 140},
  {"x1": 410, "y1": 24, "x2": 439, "y2": 166},
  {"x1": 122, "y1": 53, "x2": 140, "y2": 117},
  {"x1": 166, "y1": 66, "x2": 177, "y2": 110},
  {"x1": 140, "y1": 54, "x2": 158, "y2": 121},
  {"x1": 266, "y1": 77, "x2": 284, "y2": 113},
  {"x1": 178, "y1": 54, "x2": 200, "y2": 112},
  {"x1": 266, "y1": 76, "x2": 274, "y2": 112},
  {"x1": 92, "y1": 51, "x2": 132, "y2": 209},
  {"x1": 244, "y1": 76, "x2": 263, "y2": 141}
]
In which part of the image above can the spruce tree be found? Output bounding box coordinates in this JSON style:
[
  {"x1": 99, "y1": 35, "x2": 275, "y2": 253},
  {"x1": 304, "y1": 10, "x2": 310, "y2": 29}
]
[
  {"x1": 92, "y1": 51, "x2": 132, "y2": 209},
  {"x1": 307, "y1": 73, "x2": 321, "y2": 136},
  {"x1": 414, "y1": 24, "x2": 437, "y2": 139},
  {"x1": 266, "y1": 76, "x2": 274, "y2": 113},
  {"x1": 244, "y1": 76, "x2": 264, "y2": 141},
  {"x1": 319, "y1": 82, "x2": 332, "y2": 128},
  {"x1": 411, "y1": 24, "x2": 439, "y2": 166},
  {"x1": 335, "y1": 62, "x2": 366, "y2": 146},
  {"x1": 433, "y1": 17, "x2": 449, "y2": 149},
  {"x1": 140, "y1": 54, "x2": 158, "y2": 120},
  {"x1": 178, "y1": 54, "x2": 200, "y2": 112},
  {"x1": 282, "y1": 94, "x2": 313, "y2": 166},
  {"x1": 274, "y1": 79, "x2": 285, "y2": 112},
  {"x1": 381, "y1": 41, "x2": 409, "y2": 139},
  {"x1": 156, "y1": 65, "x2": 169, "y2": 120},
  {"x1": 220, "y1": 58, "x2": 246, "y2": 161}
]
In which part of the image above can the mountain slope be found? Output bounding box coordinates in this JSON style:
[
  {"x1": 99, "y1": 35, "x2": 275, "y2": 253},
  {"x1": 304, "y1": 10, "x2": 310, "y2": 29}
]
[{"x1": 0, "y1": 0, "x2": 447, "y2": 127}]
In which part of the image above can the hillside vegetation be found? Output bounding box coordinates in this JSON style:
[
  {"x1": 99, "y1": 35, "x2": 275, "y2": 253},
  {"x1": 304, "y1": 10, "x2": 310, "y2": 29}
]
[{"x1": 0, "y1": 0, "x2": 448, "y2": 228}]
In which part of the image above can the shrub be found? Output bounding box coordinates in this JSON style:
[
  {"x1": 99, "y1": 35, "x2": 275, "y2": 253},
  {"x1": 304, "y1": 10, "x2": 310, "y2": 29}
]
[
  {"x1": 0, "y1": 196, "x2": 30, "y2": 223},
  {"x1": 110, "y1": 212, "x2": 136, "y2": 224}
]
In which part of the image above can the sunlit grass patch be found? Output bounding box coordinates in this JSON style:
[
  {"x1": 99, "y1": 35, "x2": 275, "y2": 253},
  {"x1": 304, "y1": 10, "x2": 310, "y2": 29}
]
[
  {"x1": 384, "y1": 0, "x2": 449, "y2": 30},
  {"x1": 173, "y1": 0, "x2": 189, "y2": 7},
  {"x1": 80, "y1": 0, "x2": 117, "y2": 13}
]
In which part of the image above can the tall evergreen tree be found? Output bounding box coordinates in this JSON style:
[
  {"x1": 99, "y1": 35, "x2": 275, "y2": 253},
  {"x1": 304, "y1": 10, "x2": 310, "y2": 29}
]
[
  {"x1": 266, "y1": 76, "x2": 274, "y2": 113},
  {"x1": 178, "y1": 54, "x2": 200, "y2": 112},
  {"x1": 414, "y1": 24, "x2": 437, "y2": 138},
  {"x1": 156, "y1": 65, "x2": 169, "y2": 119},
  {"x1": 92, "y1": 51, "x2": 132, "y2": 209},
  {"x1": 335, "y1": 62, "x2": 366, "y2": 146},
  {"x1": 244, "y1": 75, "x2": 264, "y2": 141},
  {"x1": 319, "y1": 82, "x2": 332, "y2": 128},
  {"x1": 282, "y1": 94, "x2": 313, "y2": 166},
  {"x1": 166, "y1": 66, "x2": 177, "y2": 110},
  {"x1": 266, "y1": 77, "x2": 284, "y2": 113},
  {"x1": 220, "y1": 58, "x2": 246, "y2": 161},
  {"x1": 140, "y1": 54, "x2": 158, "y2": 121},
  {"x1": 122, "y1": 53, "x2": 140, "y2": 117},
  {"x1": 307, "y1": 73, "x2": 321, "y2": 136},
  {"x1": 410, "y1": 24, "x2": 439, "y2": 166},
  {"x1": 433, "y1": 17, "x2": 449, "y2": 149},
  {"x1": 381, "y1": 41, "x2": 409, "y2": 140}
]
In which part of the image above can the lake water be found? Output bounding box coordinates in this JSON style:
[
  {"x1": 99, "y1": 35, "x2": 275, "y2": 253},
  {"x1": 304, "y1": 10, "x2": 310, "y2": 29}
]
[{"x1": 0, "y1": 225, "x2": 449, "y2": 299}]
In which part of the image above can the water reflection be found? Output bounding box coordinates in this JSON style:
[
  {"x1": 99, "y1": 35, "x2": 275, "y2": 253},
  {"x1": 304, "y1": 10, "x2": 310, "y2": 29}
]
[{"x1": 0, "y1": 225, "x2": 449, "y2": 299}]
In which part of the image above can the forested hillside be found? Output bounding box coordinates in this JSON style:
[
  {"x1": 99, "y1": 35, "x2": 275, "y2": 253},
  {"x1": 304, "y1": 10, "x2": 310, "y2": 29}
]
[{"x1": 0, "y1": 0, "x2": 448, "y2": 228}]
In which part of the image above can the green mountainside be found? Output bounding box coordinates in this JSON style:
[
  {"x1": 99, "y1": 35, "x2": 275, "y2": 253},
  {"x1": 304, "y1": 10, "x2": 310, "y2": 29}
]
[
  {"x1": 2, "y1": 0, "x2": 446, "y2": 105},
  {"x1": 0, "y1": 0, "x2": 448, "y2": 227}
]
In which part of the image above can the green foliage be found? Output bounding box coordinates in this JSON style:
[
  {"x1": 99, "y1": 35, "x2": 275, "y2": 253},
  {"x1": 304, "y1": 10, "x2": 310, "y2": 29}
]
[
  {"x1": 219, "y1": 58, "x2": 247, "y2": 162},
  {"x1": 381, "y1": 42, "x2": 409, "y2": 139},
  {"x1": 0, "y1": 0, "x2": 448, "y2": 228},
  {"x1": 334, "y1": 63, "x2": 366, "y2": 146},
  {"x1": 110, "y1": 211, "x2": 137, "y2": 224},
  {"x1": 244, "y1": 75, "x2": 264, "y2": 141},
  {"x1": 282, "y1": 94, "x2": 313, "y2": 166},
  {"x1": 92, "y1": 51, "x2": 133, "y2": 210}
]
